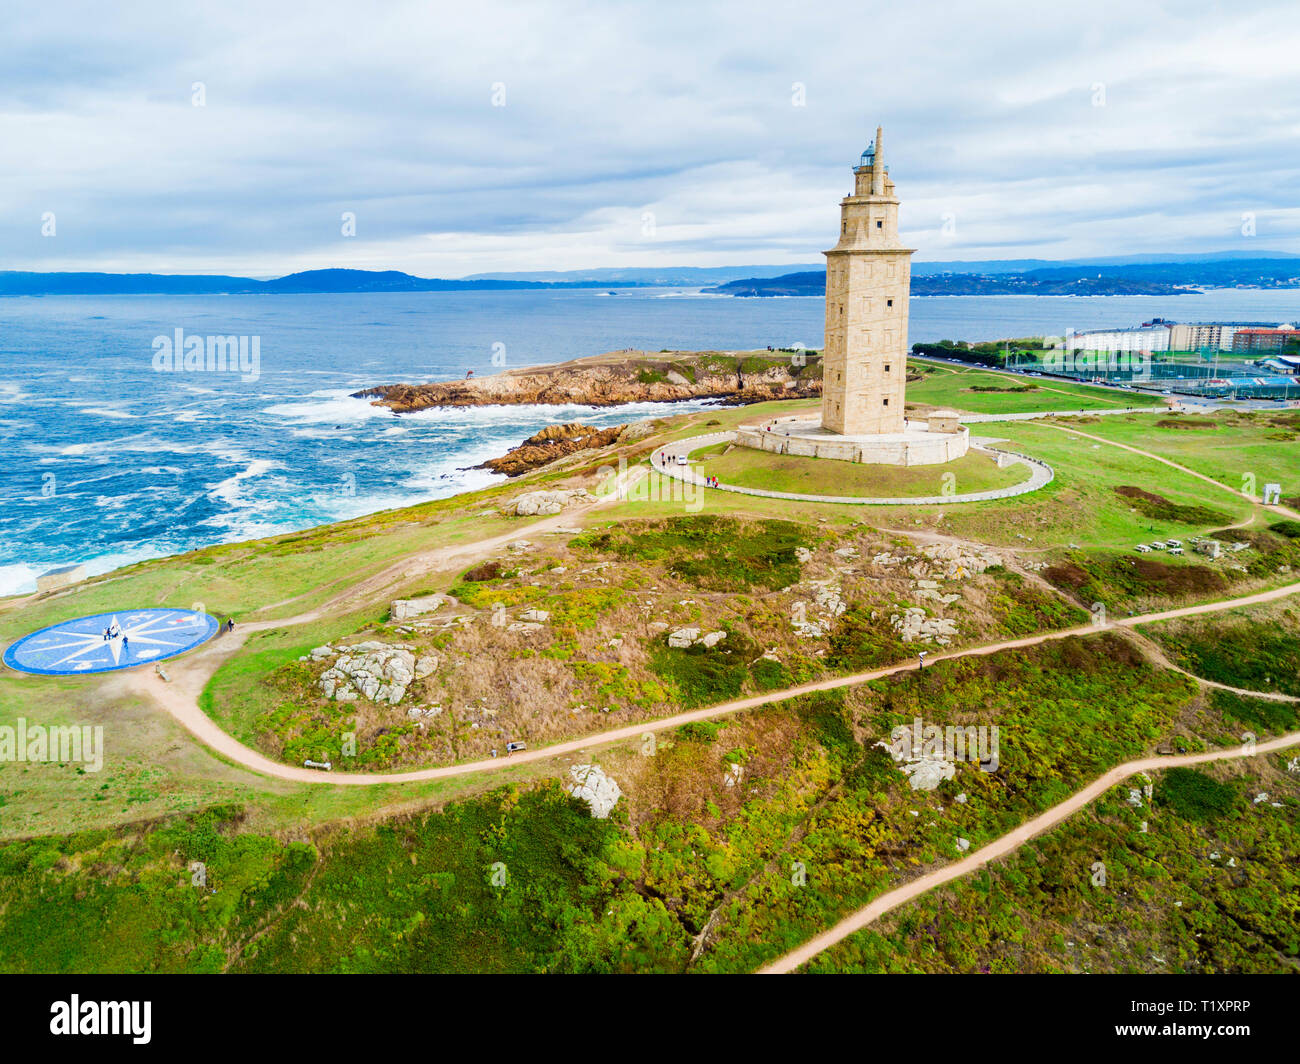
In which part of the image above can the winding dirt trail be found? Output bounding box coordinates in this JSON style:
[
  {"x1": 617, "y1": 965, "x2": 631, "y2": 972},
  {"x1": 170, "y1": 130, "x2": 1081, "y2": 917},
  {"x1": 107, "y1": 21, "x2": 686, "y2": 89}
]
[
  {"x1": 759, "y1": 727, "x2": 1300, "y2": 974},
  {"x1": 118, "y1": 573, "x2": 1300, "y2": 787}
]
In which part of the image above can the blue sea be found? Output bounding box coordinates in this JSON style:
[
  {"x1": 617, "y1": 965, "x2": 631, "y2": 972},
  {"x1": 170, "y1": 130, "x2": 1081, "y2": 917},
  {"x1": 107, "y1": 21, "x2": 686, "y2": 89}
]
[{"x1": 2, "y1": 286, "x2": 1297, "y2": 596}]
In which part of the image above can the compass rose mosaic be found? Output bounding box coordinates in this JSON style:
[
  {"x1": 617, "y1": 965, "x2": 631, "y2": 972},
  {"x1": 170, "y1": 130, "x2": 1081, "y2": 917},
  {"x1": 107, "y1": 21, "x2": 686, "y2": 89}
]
[{"x1": 3, "y1": 609, "x2": 220, "y2": 676}]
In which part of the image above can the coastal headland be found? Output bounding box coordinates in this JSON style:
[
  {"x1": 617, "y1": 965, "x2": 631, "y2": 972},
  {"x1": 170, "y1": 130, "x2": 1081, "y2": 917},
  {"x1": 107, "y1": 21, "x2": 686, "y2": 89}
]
[{"x1": 353, "y1": 348, "x2": 826, "y2": 413}]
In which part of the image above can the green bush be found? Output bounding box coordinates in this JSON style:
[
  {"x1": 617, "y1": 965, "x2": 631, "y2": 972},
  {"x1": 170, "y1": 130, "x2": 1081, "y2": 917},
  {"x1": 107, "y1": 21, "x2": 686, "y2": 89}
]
[{"x1": 1157, "y1": 768, "x2": 1236, "y2": 822}]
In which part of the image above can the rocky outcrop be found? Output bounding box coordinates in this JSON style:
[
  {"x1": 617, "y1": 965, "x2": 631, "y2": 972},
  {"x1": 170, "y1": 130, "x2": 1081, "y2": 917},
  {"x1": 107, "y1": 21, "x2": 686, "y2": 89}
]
[
  {"x1": 390, "y1": 593, "x2": 454, "y2": 622},
  {"x1": 667, "y1": 627, "x2": 726, "y2": 649},
  {"x1": 482, "y1": 424, "x2": 625, "y2": 477},
  {"x1": 891, "y1": 606, "x2": 959, "y2": 645},
  {"x1": 500, "y1": 488, "x2": 597, "y2": 516},
  {"x1": 918, "y1": 542, "x2": 1002, "y2": 579},
  {"x1": 353, "y1": 349, "x2": 822, "y2": 414},
  {"x1": 316, "y1": 641, "x2": 439, "y2": 705},
  {"x1": 566, "y1": 764, "x2": 623, "y2": 818}
]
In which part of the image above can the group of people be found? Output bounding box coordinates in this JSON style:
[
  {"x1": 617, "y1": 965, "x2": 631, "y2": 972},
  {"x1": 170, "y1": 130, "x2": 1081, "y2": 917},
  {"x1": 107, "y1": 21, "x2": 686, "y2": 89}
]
[
  {"x1": 101, "y1": 621, "x2": 127, "y2": 651},
  {"x1": 703, "y1": 475, "x2": 721, "y2": 488}
]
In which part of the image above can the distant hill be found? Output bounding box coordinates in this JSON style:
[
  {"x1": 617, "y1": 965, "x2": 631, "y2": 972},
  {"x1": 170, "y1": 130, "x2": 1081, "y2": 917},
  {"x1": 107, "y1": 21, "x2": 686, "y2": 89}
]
[
  {"x1": 0, "y1": 272, "x2": 263, "y2": 295},
  {"x1": 704, "y1": 257, "x2": 1300, "y2": 297},
  {"x1": 704, "y1": 271, "x2": 1188, "y2": 297},
  {"x1": 468, "y1": 252, "x2": 1300, "y2": 283},
  {"x1": 462, "y1": 264, "x2": 825, "y2": 285},
  {"x1": 0, "y1": 268, "x2": 645, "y2": 296},
  {"x1": 6, "y1": 254, "x2": 1299, "y2": 296}
]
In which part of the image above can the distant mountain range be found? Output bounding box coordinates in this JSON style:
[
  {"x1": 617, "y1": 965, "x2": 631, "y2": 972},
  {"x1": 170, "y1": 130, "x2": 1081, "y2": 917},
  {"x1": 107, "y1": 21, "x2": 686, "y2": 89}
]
[
  {"x1": 460, "y1": 264, "x2": 824, "y2": 284},
  {"x1": 465, "y1": 251, "x2": 1300, "y2": 284},
  {"x1": 3, "y1": 254, "x2": 1299, "y2": 296},
  {"x1": 704, "y1": 257, "x2": 1300, "y2": 297},
  {"x1": 0, "y1": 268, "x2": 647, "y2": 296}
]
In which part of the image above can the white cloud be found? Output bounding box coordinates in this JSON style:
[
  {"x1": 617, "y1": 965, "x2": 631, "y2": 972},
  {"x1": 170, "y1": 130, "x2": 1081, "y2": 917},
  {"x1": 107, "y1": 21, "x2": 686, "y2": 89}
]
[{"x1": 2, "y1": 0, "x2": 1298, "y2": 274}]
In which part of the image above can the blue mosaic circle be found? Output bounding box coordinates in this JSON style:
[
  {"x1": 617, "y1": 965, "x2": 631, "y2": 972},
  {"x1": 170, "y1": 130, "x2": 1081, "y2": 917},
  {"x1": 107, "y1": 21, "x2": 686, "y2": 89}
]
[{"x1": 3, "y1": 609, "x2": 220, "y2": 676}]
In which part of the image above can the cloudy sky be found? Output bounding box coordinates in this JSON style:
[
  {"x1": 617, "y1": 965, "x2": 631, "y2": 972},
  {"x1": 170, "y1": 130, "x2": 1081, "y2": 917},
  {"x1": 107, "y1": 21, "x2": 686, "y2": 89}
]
[{"x1": 3, "y1": 0, "x2": 1299, "y2": 276}]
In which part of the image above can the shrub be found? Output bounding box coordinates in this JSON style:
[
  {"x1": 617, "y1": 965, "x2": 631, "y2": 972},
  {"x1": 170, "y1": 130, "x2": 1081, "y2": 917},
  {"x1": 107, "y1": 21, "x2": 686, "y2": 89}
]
[
  {"x1": 1113, "y1": 485, "x2": 1230, "y2": 526},
  {"x1": 676, "y1": 721, "x2": 721, "y2": 743},
  {"x1": 1156, "y1": 768, "x2": 1235, "y2": 822}
]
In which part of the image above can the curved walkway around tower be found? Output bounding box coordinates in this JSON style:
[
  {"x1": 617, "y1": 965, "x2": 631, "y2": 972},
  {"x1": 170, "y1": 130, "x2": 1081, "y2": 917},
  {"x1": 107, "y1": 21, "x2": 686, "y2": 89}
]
[{"x1": 650, "y1": 431, "x2": 1053, "y2": 506}]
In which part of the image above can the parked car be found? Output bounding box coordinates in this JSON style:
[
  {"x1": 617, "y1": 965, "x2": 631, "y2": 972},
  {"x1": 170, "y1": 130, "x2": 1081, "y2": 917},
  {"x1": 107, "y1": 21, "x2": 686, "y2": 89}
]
[
  {"x1": 675, "y1": 454, "x2": 688, "y2": 466},
  {"x1": 1166, "y1": 539, "x2": 1182, "y2": 547},
  {"x1": 1135, "y1": 544, "x2": 1152, "y2": 553},
  {"x1": 505, "y1": 741, "x2": 526, "y2": 753},
  {"x1": 1151, "y1": 541, "x2": 1167, "y2": 550}
]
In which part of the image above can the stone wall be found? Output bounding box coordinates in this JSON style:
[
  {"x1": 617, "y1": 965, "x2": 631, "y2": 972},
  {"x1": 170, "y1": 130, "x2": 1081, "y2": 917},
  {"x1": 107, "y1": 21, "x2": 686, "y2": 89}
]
[{"x1": 734, "y1": 421, "x2": 969, "y2": 467}]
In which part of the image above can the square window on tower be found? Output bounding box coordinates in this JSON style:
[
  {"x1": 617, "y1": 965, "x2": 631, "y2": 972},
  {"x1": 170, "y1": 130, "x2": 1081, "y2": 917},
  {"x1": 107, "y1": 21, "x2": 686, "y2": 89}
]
[
  {"x1": 883, "y1": 398, "x2": 889, "y2": 406},
  {"x1": 876, "y1": 220, "x2": 883, "y2": 229},
  {"x1": 887, "y1": 299, "x2": 893, "y2": 307}
]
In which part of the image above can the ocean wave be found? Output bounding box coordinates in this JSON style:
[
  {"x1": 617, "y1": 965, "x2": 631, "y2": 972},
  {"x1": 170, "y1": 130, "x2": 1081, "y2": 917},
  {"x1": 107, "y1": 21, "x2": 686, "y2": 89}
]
[
  {"x1": 0, "y1": 545, "x2": 172, "y2": 597},
  {"x1": 264, "y1": 390, "x2": 396, "y2": 424},
  {"x1": 0, "y1": 562, "x2": 41, "y2": 597},
  {"x1": 74, "y1": 406, "x2": 141, "y2": 420},
  {"x1": 206, "y1": 458, "x2": 280, "y2": 510}
]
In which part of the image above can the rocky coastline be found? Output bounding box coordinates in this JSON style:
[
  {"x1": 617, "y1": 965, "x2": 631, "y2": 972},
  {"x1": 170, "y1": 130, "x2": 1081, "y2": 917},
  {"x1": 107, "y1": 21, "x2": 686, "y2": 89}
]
[
  {"x1": 352, "y1": 349, "x2": 823, "y2": 414},
  {"x1": 477, "y1": 422, "x2": 629, "y2": 477}
]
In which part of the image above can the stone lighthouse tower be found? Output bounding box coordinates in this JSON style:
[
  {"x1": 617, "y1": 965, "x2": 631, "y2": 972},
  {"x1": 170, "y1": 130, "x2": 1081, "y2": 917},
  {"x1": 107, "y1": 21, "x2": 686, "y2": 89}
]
[{"x1": 821, "y1": 126, "x2": 915, "y2": 435}]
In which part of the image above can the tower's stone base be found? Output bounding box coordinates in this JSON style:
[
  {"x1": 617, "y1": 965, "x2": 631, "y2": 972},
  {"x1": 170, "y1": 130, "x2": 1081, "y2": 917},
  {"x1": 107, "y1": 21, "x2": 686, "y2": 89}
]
[{"x1": 735, "y1": 415, "x2": 969, "y2": 467}]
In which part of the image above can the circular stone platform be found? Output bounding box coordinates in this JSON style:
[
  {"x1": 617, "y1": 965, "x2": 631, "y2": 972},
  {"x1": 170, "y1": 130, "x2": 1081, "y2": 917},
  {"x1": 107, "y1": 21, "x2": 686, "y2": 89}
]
[
  {"x1": 3, "y1": 608, "x2": 220, "y2": 676},
  {"x1": 735, "y1": 414, "x2": 968, "y2": 466},
  {"x1": 651, "y1": 431, "x2": 1052, "y2": 506}
]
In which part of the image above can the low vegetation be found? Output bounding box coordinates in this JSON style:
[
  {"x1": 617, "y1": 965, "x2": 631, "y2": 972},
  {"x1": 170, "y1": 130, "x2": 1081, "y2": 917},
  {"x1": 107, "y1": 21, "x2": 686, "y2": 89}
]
[{"x1": 808, "y1": 759, "x2": 1298, "y2": 973}]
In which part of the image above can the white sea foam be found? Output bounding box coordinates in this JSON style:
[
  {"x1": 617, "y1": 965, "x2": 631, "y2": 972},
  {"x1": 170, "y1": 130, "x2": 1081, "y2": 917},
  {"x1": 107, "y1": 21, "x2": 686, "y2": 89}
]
[
  {"x1": 207, "y1": 458, "x2": 279, "y2": 509},
  {"x1": 0, "y1": 563, "x2": 41, "y2": 597},
  {"x1": 264, "y1": 389, "x2": 395, "y2": 424},
  {"x1": 0, "y1": 546, "x2": 172, "y2": 597},
  {"x1": 74, "y1": 406, "x2": 139, "y2": 420}
]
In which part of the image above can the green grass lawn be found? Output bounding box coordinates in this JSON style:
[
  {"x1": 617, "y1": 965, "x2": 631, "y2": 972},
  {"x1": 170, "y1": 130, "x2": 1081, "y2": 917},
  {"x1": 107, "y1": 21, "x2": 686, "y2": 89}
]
[
  {"x1": 905, "y1": 360, "x2": 1163, "y2": 413},
  {"x1": 689, "y1": 444, "x2": 1031, "y2": 498},
  {"x1": 0, "y1": 498, "x2": 534, "y2": 646},
  {"x1": 1032, "y1": 409, "x2": 1299, "y2": 501},
  {"x1": 935, "y1": 418, "x2": 1259, "y2": 549}
]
